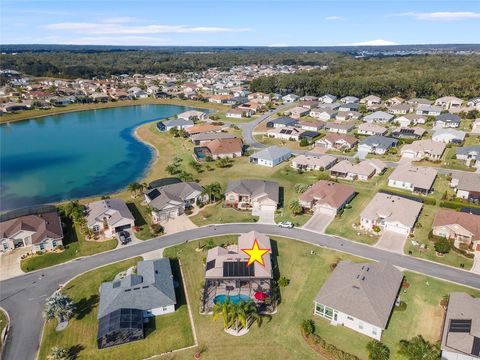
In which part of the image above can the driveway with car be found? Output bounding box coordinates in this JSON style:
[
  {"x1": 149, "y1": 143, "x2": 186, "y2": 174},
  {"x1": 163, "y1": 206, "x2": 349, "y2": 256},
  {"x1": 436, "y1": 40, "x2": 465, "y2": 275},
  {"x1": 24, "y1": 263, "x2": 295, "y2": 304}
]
[{"x1": 375, "y1": 230, "x2": 408, "y2": 254}]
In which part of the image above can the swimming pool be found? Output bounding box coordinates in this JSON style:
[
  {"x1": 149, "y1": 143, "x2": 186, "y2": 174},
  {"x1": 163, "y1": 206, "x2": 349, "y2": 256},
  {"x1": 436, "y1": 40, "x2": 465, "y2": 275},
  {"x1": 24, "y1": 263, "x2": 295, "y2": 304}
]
[{"x1": 214, "y1": 294, "x2": 252, "y2": 305}]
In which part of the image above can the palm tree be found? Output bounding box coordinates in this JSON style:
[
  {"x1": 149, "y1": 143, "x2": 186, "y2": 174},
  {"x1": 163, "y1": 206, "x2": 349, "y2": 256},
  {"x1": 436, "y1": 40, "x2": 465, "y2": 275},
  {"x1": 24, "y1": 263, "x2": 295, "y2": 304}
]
[
  {"x1": 289, "y1": 200, "x2": 303, "y2": 216},
  {"x1": 397, "y1": 335, "x2": 440, "y2": 360},
  {"x1": 212, "y1": 298, "x2": 233, "y2": 329},
  {"x1": 43, "y1": 292, "x2": 76, "y2": 323},
  {"x1": 63, "y1": 200, "x2": 85, "y2": 223},
  {"x1": 203, "y1": 182, "x2": 222, "y2": 203},
  {"x1": 127, "y1": 182, "x2": 143, "y2": 197}
]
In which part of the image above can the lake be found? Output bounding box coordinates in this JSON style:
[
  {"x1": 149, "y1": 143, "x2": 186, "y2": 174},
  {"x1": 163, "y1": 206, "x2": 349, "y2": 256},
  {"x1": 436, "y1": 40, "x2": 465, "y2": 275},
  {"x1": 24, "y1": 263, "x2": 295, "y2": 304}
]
[{"x1": 0, "y1": 104, "x2": 190, "y2": 211}]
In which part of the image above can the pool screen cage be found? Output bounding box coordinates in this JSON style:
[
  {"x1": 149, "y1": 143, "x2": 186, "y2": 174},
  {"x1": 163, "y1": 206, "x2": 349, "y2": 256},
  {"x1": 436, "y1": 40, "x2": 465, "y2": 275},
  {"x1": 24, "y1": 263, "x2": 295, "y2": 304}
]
[{"x1": 97, "y1": 308, "x2": 144, "y2": 349}]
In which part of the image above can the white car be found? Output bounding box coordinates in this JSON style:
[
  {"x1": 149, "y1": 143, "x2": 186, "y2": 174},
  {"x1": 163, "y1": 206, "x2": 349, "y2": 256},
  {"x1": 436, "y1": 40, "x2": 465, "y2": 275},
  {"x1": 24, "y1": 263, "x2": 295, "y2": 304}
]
[{"x1": 278, "y1": 221, "x2": 294, "y2": 228}]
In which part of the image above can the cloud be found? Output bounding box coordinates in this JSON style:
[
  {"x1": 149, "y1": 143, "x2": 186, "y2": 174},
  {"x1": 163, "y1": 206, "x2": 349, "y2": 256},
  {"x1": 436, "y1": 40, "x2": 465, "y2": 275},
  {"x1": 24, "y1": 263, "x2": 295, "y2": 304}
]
[
  {"x1": 398, "y1": 11, "x2": 480, "y2": 21},
  {"x1": 325, "y1": 16, "x2": 344, "y2": 21},
  {"x1": 45, "y1": 21, "x2": 251, "y2": 35},
  {"x1": 349, "y1": 39, "x2": 399, "y2": 46}
]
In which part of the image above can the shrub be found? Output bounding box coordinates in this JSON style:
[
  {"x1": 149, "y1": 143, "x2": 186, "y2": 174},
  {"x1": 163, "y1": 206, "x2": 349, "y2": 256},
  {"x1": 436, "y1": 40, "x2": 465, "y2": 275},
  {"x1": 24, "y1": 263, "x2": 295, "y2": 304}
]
[
  {"x1": 278, "y1": 276, "x2": 290, "y2": 287},
  {"x1": 394, "y1": 301, "x2": 408, "y2": 312},
  {"x1": 366, "y1": 340, "x2": 390, "y2": 360},
  {"x1": 434, "y1": 237, "x2": 451, "y2": 254},
  {"x1": 301, "y1": 319, "x2": 315, "y2": 336},
  {"x1": 150, "y1": 223, "x2": 163, "y2": 235}
]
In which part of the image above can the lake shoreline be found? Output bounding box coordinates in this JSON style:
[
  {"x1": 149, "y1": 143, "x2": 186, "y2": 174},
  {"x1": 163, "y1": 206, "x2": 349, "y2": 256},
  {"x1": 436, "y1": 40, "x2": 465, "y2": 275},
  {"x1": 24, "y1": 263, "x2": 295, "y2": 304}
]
[{"x1": 0, "y1": 98, "x2": 229, "y2": 124}]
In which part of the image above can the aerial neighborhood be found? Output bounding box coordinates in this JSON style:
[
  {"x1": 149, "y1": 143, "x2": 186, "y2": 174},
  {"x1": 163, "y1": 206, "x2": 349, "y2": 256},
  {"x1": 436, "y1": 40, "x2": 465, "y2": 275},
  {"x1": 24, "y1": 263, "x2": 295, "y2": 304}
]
[{"x1": 1, "y1": 58, "x2": 480, "y2": 360}]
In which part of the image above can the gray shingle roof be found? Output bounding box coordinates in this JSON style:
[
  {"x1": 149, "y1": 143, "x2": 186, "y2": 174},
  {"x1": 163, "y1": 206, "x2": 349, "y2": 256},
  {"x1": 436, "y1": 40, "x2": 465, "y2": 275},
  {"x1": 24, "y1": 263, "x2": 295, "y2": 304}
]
[
  {"x1": 359, "y1": 135, "x2": 398, "y2": 149},
  {"x1": 436, "y1": 113, "x2": 461, "y2": 123},
  {"x1": 225, "y1": 179, "x2": 279, "y2": 204},
  {"x1": 315, "y1": 260, "x2": 403, "y2": 328},
  {"x1": 146, "y1": 182, "x2": 204, "y2": 211},
  {"x1": 251, "y1": 146, "x2": 292, "y2": 162},
  {"x1": 97, "y1": 258, "x2": 176, "y2": 319}
]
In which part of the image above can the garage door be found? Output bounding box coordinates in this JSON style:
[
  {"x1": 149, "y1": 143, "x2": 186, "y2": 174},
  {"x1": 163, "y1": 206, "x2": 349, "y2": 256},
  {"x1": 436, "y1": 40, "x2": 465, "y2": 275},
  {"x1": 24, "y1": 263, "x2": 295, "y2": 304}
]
[
  {"x1": 385, "y1": 224, "x2": 409, "y2": 235},
  {"x1": 402, "y1": 152, "x2": 414, "y2": 159}
]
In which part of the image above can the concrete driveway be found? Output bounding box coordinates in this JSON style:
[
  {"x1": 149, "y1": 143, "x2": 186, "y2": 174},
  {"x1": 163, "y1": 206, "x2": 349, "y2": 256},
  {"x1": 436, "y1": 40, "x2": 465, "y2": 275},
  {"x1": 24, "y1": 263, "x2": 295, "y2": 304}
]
[
  {"x1": 252, "y1": 207, "x2": 276, "y2": 224},
  {"x1": 375, "y1": 230, "x2": 408, "y2": 254},
  {"x1": 162, "y1": 214, "x2": 197, "y2": 234},
  {"x1": 472, "y1": 247, "x2": 480, "y2": 275},
  {"x1": 0, "y1": 247, "x2": 28, "y2": 281},
  {"x1": 302, "y1": 211, "x2": 335, "y2": 233}
]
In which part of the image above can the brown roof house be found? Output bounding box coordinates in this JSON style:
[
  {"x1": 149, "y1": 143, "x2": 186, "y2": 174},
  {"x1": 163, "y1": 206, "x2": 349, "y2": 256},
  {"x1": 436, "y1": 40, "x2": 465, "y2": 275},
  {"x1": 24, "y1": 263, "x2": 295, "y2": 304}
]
[
  {"x1": 299, "y1": 180, "x2": 355, "y2": 215},
  {"x1": 433, "y1": 209, "x2": 480, "y2": 250},
  {"x1": 202, "y1": 231, "x2": 275, "y2": 313},
  {"x1": 291, "y1": 154, "x2": 338, "y2": 172},
  {"x1": 441, "y1": 292, "x2": 480, "y2": 359},
  {"x1": 400, "y1": 139, "x2": 446, "y2": 161},
  {"x1": 360, "y1": 193, "x2": 423, "y2": 236},
  {"x1": 0, "y1": 209, "x2": 63, "y2": 253},
  {"x1": 193, "y1": 137, "x2": 243, "y2": 160},
  {"x1": 314, "y1": 260, "x2": 403, "y2": 340},
  {"x1": 315, "y1": 133, "x2": 358, "y2": 150},
  {"x1": 225, "y1": 179, "x2": 279, "y2": 212},
  {"x1": 185, "y1": 124, "x2": 222, "y2": 136},
  {"x1": 450, "y1": 173, "x2": 480, "y2": 203}
]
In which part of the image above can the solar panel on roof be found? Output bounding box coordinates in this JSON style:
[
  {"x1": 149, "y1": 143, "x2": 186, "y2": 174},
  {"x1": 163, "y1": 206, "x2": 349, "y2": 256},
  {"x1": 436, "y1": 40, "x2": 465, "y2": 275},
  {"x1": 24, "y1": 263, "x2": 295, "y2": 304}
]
[
  {"x1": 222, "y1": 261, "x2": 255, "y2": 277},
  {"x1": 449, "y1": 319, "x2": 472, "y2": 333}
]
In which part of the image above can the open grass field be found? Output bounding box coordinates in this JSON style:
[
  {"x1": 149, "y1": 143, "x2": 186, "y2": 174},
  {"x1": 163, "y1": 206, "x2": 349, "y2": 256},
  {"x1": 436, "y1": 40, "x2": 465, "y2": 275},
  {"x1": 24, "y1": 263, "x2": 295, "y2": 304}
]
[
  {"x1": 38, "y1": 257, "x2": 194, "y2": 360},
  {"x1": 253, "y1": 134, "x2": 306, "y2": 150},
  {"x1": 20, "y1": 217, "x2": 117, "y2": 272},
  {"x1": 163, "y1": 235, "x2": 480, "y2": 360},
  {"x1": 0, "y1": 98, "x2": 230, "y2": 124}
]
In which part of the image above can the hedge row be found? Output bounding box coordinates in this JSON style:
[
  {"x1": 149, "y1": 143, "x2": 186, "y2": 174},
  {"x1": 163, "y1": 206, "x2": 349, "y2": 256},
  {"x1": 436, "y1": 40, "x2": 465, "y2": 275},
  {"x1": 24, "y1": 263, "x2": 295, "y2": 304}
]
[{"x1": 308, "y1": 332, "x2": 360, "y2": 360}]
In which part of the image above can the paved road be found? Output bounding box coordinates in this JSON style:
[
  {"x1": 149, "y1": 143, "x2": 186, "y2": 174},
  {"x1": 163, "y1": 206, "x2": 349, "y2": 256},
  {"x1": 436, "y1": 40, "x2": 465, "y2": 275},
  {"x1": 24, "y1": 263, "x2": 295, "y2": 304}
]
[
  {"x1": 240, "y1": 103, "x2": 293, "y2": 148},
  {"x1": 1, "y1": 223, "x2": 479, "y2": 360}
]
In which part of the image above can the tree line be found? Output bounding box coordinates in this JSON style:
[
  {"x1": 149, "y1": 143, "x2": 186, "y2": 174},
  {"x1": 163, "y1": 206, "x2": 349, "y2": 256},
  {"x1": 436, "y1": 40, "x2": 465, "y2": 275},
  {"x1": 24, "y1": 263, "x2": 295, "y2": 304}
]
[{"x1": 250, "y1": 54, "x2": 480, "y2": 99}]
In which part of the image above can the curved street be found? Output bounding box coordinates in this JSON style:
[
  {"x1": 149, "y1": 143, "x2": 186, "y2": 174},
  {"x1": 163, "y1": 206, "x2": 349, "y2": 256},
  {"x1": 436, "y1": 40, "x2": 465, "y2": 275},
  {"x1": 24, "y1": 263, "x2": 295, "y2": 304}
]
[{"x1": 1, "y1": 223, "x2": 479, "y2": 360}]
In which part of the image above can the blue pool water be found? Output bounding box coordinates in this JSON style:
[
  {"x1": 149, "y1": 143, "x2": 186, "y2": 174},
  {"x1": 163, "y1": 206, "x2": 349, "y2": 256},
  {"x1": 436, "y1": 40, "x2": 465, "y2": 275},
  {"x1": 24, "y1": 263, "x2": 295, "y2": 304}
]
[
  {"x1": 0, "y1": 104, "x2": 190, "y2": 211},
  {"x1": 214, "y1": 294, "x2": 252, "y2": 305}
]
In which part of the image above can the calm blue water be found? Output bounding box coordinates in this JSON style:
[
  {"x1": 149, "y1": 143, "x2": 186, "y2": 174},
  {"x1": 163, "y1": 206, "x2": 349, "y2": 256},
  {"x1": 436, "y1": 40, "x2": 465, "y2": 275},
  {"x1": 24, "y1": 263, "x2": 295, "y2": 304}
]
[
  {"x1": 0, "y1": 104, "x2": 189, "y2": 211},
  {"x1": 214, "y1": 294, "x2": 252, "y2": 305}
]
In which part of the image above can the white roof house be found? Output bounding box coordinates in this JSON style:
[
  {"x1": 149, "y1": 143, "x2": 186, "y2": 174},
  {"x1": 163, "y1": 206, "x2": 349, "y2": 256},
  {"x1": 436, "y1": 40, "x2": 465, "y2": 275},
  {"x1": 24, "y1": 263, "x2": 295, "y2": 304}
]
[{"x1": 388, "y1": 165, "x2": 437, "y2": 194}]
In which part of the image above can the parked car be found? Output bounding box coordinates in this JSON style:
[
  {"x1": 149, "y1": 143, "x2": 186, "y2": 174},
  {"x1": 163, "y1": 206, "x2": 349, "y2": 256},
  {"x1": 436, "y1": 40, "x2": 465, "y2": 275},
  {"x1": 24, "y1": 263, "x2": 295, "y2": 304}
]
[
  {"x1": 278, "y1": 221, "x2": 294, "y2": 228},
  {"x1": 118, "y1": 230, "x2": 131, "y2": 245}
]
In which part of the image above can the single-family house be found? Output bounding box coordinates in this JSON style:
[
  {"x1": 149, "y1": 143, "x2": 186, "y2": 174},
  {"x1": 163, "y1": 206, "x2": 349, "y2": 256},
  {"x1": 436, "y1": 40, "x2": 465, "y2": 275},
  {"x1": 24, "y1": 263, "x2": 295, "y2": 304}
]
[
  {"x1": 433, "y1": 210, "x2": 480, "y2": 250},
  {"x1": 97, "y1": 258, "x2": 177, "y2": 349},
  {"x1": 340, "y1": 96, "x2": 359, "y2": 104},
  {"x1": 407, "y1": 98, "x2": 433, "y2": 107},
  {"x1": 467, "y1": 97, "x2": 480, "y2": 108},
  {"x1": 416, "y1": 104, "x2": 443, "y2": 116},
  {"x1": 335, "y1": 111, "x2": 362, "y2": 121},
  {"x1": 309, "y1": 108, "x2": 336, "y2": 121},
  {"x1": 400, "y1": 139, "x2": 446, "y2": 161},
  {"x1": 194, "y1": 137, "x2": 243, "y2": 160},
  {"x1": 85, "y1": 199, "x2": 135, "y2": 238},
  {"x1": 330, "y1": 159, "x2": 386, "y2": 181},
  {"x1": 432, "y1": 129, "x2": 466, "y2": 144},
  {"x1": 266, "y1": 126, "x2": 301, "y2": 141},
  {"x1": 202, "y1": 231, "x2": 274, "y2": 313},
  {"x1": 145, "y1": 181, "x2": 206, "y2": 223},
  {"x1": 456, "y1": 146, "x2": 480, "y2": 167},
  {"x1": 358, "y1": 136, "x2": 399, "y2": 155},
  {"x1": 440, "y1": 292, "x2": 480, "y2": 360},
  {"x1": 249, "y1": 146, "x2": 292, "y2": 167},
  {"x1": 315, "y1": 133, "x2": 358, "y2": 150},
  {"x1": 266, "y1": 116, "x2": 298, "y2": 128},
  {"x1": 435, "y1": 114, "x2": 461, "y2": 128},
  {"x1": 450, "y1": 173, "x2": 480, "y2": 203},
  {"x1": 226, "y1": 108, "x2": 253, "y2": 118},
  {"x1": 299, "y1": 100, "x2": 320, "y2": 109},
  {"x1": 471, "y1": 119, "x2": 480, "y2": 134},
  {"x1": 388, "y1": 165, "x2": 437, "y2": 194},
  {"x1": 395, "y1": 114, "x2": 427, "y2": 127},
  {"x1": 157, "y1": 118, "x2": 194, "y2": 132},
  {"x1": 0, "y1": 209, "x2": 63, "y2": 253},
  {"x1": 391, "y1": 127, "x2": 426, "y2": 140},
  {"x1": 319, "y1": 94, "x2": 337, "y2": 104},
  {"x1": 248, "y1": 92, "x2": 271, "y2": 103},
  {"x1": 185, "y1": 124, "x2": 221, "y2": 136},
  {"x1": 385, "y1": 96, "x2": 405, "y2": 107},
  {"x1": 387, "y1": 103, "x2": 412, "y2": 115},
  {"x1": 282, "y1": 94, "x2": 299, "y2": 104},
  {"x1": 357, "y1": 123, "x2": 387, "y2": 136},
  {"x1": 363, "y1": 111, "x2": 394, "y2": 124},
  {"x1": 291, "y1": 154, "x2": 337, "y2": 172},
  {"x1": 287, "y1": 106, "x2": 310, "y2": 119},
  {"x1": 298, "y1": 120, "x2": 325, "y2": 131},
  {"x1": 225, "y1": 179, "x2": 279, "y2": 211},
  {"x1": 299, "y1": 180, "x2": 355, "y2": 214},
  {"x1": 314, "y1": 260, "x2": 403, "y2": 340},
  {"x1": 360, "y1": 193, "x2": 423, "y2": 235},
  {"x1": 177, "y1": 110, "x2": 206, "y2": 121},
  {"x1": 191, "y1": 132, "x2": 237, "y2": 146},
  {"x1": 338, "y1": 103, "x2": 359, "y2": 112},
  {"x1": 435, "y1": 96, "x2": 463, "y2": 110},
  {"x1": 360, "y1": 95, "x2": 382, "y2": 107},
  {"x1": 324, "y1": 121, "x2": 356, "y2": 134}
]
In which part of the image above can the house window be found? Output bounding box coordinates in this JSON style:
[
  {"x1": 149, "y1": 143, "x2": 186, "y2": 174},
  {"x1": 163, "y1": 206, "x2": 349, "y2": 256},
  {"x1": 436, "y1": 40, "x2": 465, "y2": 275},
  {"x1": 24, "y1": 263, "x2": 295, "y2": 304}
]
[
  {"x1": 358, "y1": 322, "x2": 364, "y2": 330},
  {"x1": 39, "y1": 244, "x2": 45, "y2": 251},
  {"x1": 347, "y1": 316, "x2": 354, "y2": 321},
  {"x1": 372, "y1": 329, "x2": 377, "y2": 336},
  {"x1": 93, "y1": 225, "x2": 100, "y2": 232},
  {"x1": 229, "y1": 195, "x2": 235, "y2": 201},
  {"x1": 316, "y1": 304, "x2": 324, "y2": 314},
  {"x1": 162, "y1": 306, "x2": 168, "y2": 311}
]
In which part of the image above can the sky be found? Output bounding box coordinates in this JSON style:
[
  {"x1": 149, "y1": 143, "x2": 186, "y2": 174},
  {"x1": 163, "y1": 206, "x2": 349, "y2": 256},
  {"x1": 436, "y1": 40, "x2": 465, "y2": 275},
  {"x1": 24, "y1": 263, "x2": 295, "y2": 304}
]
[{"x1": 1, "y1": 0, "x2": 480, "y2": 46}]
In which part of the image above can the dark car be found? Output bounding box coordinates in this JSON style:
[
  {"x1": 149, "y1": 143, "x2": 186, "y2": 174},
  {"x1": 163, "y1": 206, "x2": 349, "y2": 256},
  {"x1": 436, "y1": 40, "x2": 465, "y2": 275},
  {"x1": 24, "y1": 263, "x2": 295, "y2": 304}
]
[{"x1": 118, "y1": 231, "x2": 131, "y2": 245}]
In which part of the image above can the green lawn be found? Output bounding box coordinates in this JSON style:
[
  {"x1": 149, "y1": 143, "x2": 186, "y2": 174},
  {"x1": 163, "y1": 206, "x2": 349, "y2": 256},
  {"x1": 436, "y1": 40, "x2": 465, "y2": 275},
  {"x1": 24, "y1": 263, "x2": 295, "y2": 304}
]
[
  {"x1": 325, "y1": 169, "x2": 392, "y2": 245},
  {"x1": 38, "y1": 257, "x2": 194, "y2": 360},
  {"x1": 254, "y1": 134, "x2": 307, "y2": 150},
  {"x1": 163, "y1": 236, "x2": 480, "y2": 360},
  {"x1": 21, "y1": 217, "x2": 117, "y2": 272},
  {"x1": 189, "y1": 202, "x2": 259, "y2": 226}
]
